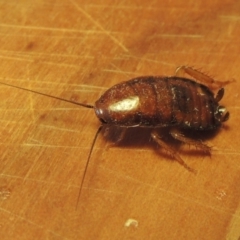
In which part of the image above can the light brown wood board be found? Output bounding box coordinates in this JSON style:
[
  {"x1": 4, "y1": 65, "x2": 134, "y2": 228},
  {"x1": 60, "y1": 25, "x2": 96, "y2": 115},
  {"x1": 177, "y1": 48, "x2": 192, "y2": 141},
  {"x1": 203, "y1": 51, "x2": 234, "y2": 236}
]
[{"x1": 0, "y1": 0, "x2": 240, "y2": 239}]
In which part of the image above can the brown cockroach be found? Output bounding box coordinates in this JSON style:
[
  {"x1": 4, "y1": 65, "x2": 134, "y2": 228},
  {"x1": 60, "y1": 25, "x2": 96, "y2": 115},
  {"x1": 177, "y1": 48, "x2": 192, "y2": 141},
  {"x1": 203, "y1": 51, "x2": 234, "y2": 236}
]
[{"x1": 0, "y1": 66, "x2": 232, "y2": 205}]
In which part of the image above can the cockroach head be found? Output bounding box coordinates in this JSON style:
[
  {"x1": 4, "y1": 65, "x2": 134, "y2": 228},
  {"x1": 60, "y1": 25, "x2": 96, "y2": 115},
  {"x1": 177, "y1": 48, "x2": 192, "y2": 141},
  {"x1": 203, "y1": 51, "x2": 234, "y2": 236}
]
[{"x1": 94, "y1": 107, "x2": 108, "y2": 124}]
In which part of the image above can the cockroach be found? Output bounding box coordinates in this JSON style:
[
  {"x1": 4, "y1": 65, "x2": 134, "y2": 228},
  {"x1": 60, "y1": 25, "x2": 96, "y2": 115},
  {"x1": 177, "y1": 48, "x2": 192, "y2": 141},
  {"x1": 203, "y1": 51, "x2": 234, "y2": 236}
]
[{"x1": 0, "y1": 66, "x2": 232, "y2": 206}]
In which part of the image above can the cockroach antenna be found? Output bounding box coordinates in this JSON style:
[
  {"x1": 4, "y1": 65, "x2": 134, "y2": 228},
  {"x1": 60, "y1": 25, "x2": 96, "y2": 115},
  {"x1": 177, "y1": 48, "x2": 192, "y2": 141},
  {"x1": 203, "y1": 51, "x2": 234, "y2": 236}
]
[
  {"x1": 75, "y1": 125, "x2": 103, "y2": 209},
  {"x1": 0, "y1": 81, "x2": 98, "y2": 208},
  {"x1": 0, "y1": 81, "x2": 94, "y2": 109}
]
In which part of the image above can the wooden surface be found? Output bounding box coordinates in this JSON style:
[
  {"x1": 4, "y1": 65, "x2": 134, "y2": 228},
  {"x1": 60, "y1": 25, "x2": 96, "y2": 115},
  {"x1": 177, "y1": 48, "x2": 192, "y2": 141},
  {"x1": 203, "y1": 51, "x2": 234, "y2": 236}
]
[{"x1": 0, "y1": 1, "x2": 240, "y2": 239}]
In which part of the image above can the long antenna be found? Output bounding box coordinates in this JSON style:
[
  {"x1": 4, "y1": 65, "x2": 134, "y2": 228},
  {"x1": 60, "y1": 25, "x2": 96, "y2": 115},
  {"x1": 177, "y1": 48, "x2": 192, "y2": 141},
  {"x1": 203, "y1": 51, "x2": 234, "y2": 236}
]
[
  {"x1": 76, "y1": 125, "x2": 103, "y2": 209},
  {"x1": 0, "y1": 80, "x2": 102, "y2": 208},
  {"x1": 0, "y1": 81, "x2": 94, "y2": 109}
]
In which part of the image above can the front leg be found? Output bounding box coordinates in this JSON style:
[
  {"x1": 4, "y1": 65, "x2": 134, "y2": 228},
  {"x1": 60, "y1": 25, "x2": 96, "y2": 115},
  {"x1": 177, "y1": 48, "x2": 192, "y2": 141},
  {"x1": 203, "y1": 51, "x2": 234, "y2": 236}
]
[{"x1": 103, "y1": 126, "x2": 127, "y2": 145}]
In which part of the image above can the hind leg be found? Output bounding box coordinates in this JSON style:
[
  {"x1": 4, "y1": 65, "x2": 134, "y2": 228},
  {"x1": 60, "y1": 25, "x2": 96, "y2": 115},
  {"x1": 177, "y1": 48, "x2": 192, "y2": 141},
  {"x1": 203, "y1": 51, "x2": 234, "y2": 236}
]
[
  {"x1": 151, "y1": 130, "x2": 196, "y2": 173},
  {"x1": 175, "y1": 66, "x2": 233, "y2": 91},
  {"x1": 170, "y1": 128, "x2": 211, "y2": 154}
]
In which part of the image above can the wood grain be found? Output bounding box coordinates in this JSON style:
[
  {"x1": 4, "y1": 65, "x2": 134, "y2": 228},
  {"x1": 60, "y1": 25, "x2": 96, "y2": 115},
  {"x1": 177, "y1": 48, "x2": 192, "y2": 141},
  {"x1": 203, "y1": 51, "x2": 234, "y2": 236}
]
[{"x1": 0, "y1": 0, "x2": 240, "y2": 239}]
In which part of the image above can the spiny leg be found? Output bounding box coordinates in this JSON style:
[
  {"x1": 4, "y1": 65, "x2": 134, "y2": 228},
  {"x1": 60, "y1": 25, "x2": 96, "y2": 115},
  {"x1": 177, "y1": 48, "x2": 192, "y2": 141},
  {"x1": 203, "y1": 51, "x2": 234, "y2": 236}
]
[
  {"x1": 170, "y1": 128, "x2": 211, "y2": 154},
  {"x1": 104, "y1": 126, "x2": 127, "y2": 148},
  {"x1": 175, "y1": 66, "x2": 234, "y2": 91},
  {"x1": 114, "y1": 127, "x2": 127, "y2": 144},
  {"x1": 151, "y1": 130, "x2": 196, "y2": 173}
]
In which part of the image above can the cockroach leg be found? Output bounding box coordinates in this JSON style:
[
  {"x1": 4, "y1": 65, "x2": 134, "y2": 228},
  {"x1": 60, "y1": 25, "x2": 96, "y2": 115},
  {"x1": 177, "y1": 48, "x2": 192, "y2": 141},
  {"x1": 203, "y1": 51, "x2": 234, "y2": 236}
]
[
  {"x1": 175, "y1": 66, "x2": 233, "y2": 90},
  {"x1": 104, "y1": 127, "x2": 127, "y2": 146},
  {"x1": 170, "y1": 128, "x2": 211, "y2": 155},
  {"x1": 115, "y1": 127, "x2": 127, "y2": 143},
  {"x1": 151, "y1": 130, "x2": 196, "y2": 173},
  {"x1": 104, "y1": 127, "x2": 127, "y2": 153}
]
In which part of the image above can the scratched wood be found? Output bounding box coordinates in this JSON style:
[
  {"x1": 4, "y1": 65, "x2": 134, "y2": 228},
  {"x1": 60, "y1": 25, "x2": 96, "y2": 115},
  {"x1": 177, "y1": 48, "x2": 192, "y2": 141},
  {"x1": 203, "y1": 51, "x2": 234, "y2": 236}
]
[{"x1": 0, "y1": 0, "x2": 240, "y2": 239}]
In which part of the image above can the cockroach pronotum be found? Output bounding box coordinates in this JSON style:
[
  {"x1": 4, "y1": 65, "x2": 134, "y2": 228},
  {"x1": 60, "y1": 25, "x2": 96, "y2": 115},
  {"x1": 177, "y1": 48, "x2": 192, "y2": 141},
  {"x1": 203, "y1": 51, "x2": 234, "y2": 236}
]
[{"x1": 0, "y1": 66, "x2": 233, "y2": 206}]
